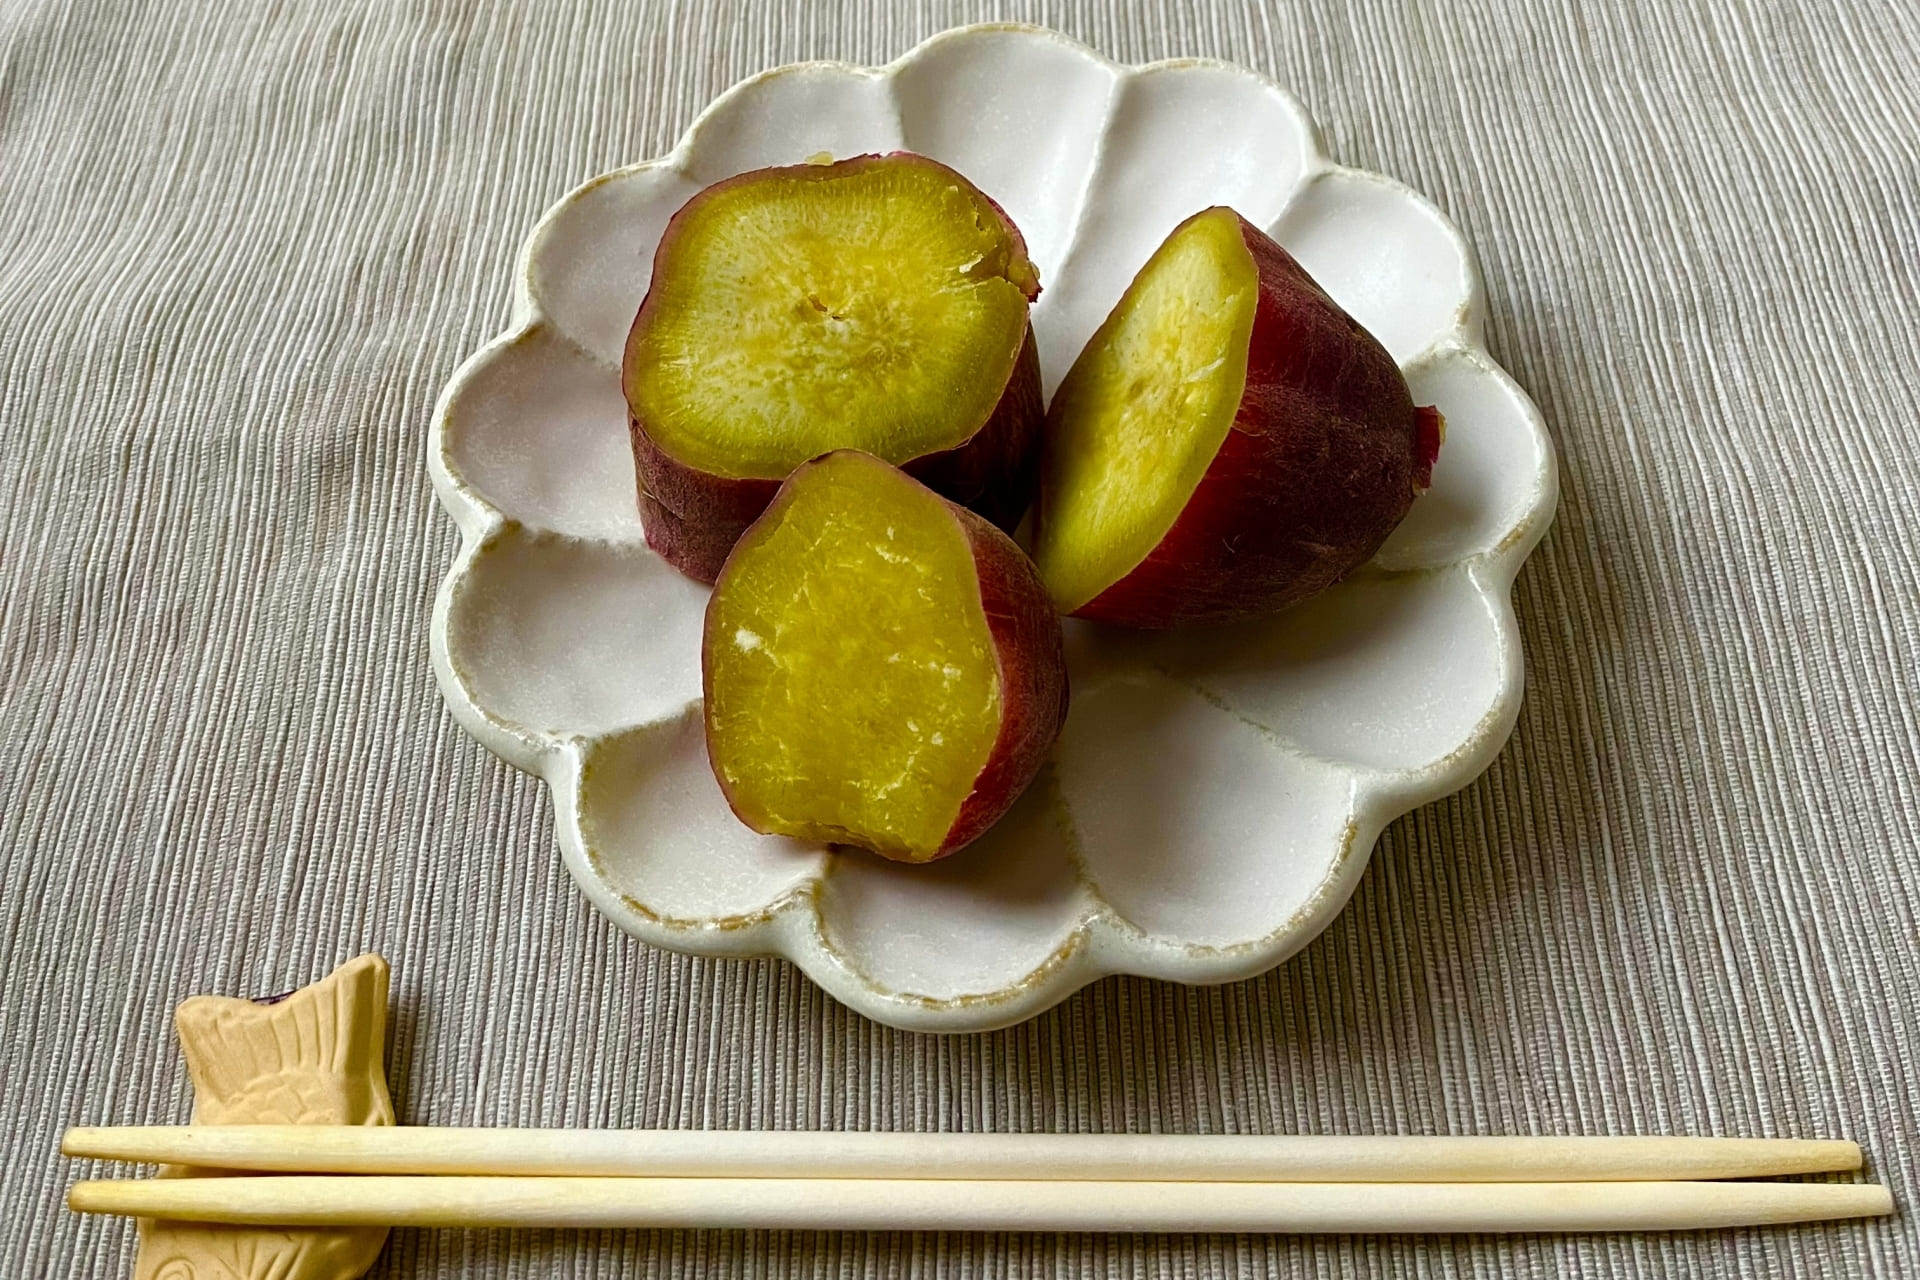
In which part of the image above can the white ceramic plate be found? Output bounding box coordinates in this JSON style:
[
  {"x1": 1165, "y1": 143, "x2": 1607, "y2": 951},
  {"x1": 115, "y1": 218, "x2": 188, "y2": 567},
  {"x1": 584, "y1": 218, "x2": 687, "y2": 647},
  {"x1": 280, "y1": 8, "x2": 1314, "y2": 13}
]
[{"x1": 427, "y1": 24, "x2": 1557, "y2": 1033}]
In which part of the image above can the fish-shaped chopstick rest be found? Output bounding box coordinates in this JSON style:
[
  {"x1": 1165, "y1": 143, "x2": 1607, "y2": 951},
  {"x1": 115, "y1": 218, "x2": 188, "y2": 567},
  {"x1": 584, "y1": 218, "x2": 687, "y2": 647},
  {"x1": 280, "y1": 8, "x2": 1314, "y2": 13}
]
[{"x1": 133, "y1": 954, "x2": 395, "y2": 1280}]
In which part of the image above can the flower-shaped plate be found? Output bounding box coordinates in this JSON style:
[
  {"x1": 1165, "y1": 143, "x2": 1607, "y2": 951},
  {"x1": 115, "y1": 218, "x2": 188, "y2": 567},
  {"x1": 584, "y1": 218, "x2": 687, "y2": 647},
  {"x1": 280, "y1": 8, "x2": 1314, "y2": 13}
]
[{"x1": 428, "y1": 24, "x2": 1557, "y2": 1032}]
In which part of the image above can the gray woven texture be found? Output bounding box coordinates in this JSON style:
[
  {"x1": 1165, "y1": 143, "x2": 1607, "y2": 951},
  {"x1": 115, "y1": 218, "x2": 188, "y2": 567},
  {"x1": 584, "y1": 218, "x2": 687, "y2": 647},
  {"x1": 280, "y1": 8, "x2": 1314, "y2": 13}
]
[{"x1": 4, "y1": 0, "x2": 1917, "y2": 1274}]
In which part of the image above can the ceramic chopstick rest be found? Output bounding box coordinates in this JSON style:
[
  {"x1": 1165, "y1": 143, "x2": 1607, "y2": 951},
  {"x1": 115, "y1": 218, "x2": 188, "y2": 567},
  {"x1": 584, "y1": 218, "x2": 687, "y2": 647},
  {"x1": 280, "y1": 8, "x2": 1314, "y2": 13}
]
[{"x1": 130, "y1": 954, "x2": 395, "y2": 1280}]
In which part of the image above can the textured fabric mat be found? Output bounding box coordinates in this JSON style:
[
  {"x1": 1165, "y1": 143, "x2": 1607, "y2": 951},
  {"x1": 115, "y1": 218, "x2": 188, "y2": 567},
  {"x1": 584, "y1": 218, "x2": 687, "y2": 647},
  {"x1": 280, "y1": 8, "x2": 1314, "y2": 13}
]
[{"x1": 3, "y1": 1, "x2": 1917, "y2": 1275}]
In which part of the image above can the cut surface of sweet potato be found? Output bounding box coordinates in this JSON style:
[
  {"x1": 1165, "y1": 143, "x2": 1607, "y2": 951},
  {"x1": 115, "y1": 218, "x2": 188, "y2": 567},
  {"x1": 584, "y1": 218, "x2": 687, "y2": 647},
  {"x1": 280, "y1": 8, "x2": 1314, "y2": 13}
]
[
  {"x1": 704, "y1": 453, "x2": 1015, "y2": 861},
  {"x1": 628, "y1": 156, "x2": 1038, "y2": 481},
  {"x1": 1035, "y1": 207, "x2": 1258, "y2": 613}
]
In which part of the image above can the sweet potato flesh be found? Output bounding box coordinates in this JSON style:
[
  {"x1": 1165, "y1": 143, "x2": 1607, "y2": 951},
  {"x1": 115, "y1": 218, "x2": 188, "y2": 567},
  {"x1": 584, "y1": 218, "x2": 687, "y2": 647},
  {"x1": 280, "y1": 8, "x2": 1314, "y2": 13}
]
[
  {"x1": 628, "y1": 160, "x2": 1034, "y2": 480},
  {"x1": 705, "y1": 454, "x2": 1002, "y2": 860},
  {"x1": 1035, "y1": 207, "x2": 1258, "y2": 612}
]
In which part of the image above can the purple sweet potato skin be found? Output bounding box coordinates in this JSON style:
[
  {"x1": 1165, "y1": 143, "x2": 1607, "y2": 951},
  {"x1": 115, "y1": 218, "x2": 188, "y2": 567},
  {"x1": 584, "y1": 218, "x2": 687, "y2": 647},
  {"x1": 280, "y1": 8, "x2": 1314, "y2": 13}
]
[
  {"x1": 900, "y1": 325, "x2": 1044, "y2": 533},
  {"x1": 1069, "y1": 212, "x2": 1437, "y2": 629},
  {"x1": 937, "y1": 500, "x2": 1069, "y2": 859},
  {"x1": 629, "y1": 429, "x2": 780, "y2": 584},
  {"x1": 625, "y1": 153, "x2": 1045, "y2": 585}
]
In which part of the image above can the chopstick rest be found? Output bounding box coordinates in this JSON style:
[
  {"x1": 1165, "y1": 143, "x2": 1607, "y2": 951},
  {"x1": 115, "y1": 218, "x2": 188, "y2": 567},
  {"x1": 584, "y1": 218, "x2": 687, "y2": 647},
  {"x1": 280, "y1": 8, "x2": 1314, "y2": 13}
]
[{"x1": 123, "y1": 954, "x2": 395, "y2": 1280}]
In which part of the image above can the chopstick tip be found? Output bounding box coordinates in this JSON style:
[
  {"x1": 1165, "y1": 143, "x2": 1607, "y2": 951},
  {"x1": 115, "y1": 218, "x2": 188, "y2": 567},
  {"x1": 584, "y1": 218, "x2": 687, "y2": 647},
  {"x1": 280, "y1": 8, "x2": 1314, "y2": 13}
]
[
  {"x1": 1863, "y1": 1182, "x2": 1895, "y2": 1216},
  {"x1": 60, "y1": 1126, "x2": 115, "y2": 1159}
]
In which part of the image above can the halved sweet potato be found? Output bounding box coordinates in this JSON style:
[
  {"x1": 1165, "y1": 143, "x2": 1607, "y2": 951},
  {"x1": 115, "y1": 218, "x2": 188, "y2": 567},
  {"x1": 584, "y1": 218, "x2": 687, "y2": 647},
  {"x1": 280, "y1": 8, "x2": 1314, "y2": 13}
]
[
  {"x1": 703, "y1": 451, "x2": 1067, "y2": 863},
  {"x1": 625, "y1": 153, "x2": 1044, "y2": 582},
  {"x1": 1034, "y1": 206, "x2": 1442, "y2": 628}
]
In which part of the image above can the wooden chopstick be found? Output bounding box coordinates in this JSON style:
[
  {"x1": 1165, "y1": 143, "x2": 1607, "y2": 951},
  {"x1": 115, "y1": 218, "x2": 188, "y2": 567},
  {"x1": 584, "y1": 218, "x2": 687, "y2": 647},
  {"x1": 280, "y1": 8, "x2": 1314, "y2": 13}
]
[
  {"x1": 60, "y1": 1127, "x2": 1865, "y2": 1183},
  {"x1": 66, "y1": 1174, "x2": 1892, "y2": 1233}
]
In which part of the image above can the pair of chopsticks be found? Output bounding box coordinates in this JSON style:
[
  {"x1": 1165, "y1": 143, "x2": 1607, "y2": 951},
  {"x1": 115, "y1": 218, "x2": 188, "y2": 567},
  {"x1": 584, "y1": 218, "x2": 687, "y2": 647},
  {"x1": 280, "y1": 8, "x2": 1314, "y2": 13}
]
[{"x1": 64, "y1": 1127, "x2": 1892, "y2": 1234}]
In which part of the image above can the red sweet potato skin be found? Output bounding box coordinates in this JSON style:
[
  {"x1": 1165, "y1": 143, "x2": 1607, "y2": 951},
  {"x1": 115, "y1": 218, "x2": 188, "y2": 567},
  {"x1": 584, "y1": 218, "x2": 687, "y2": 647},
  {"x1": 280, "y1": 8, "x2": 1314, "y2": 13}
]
[
  {"x1": 1068, "y1": 212, "x2": 1435, "y2": 629},
  {"x1": 625, "y1": 154, "x2": 1045, "y2": 585},
  {"x1": 937, "y1": 502, "x2": 1070, "y2": 859}
]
